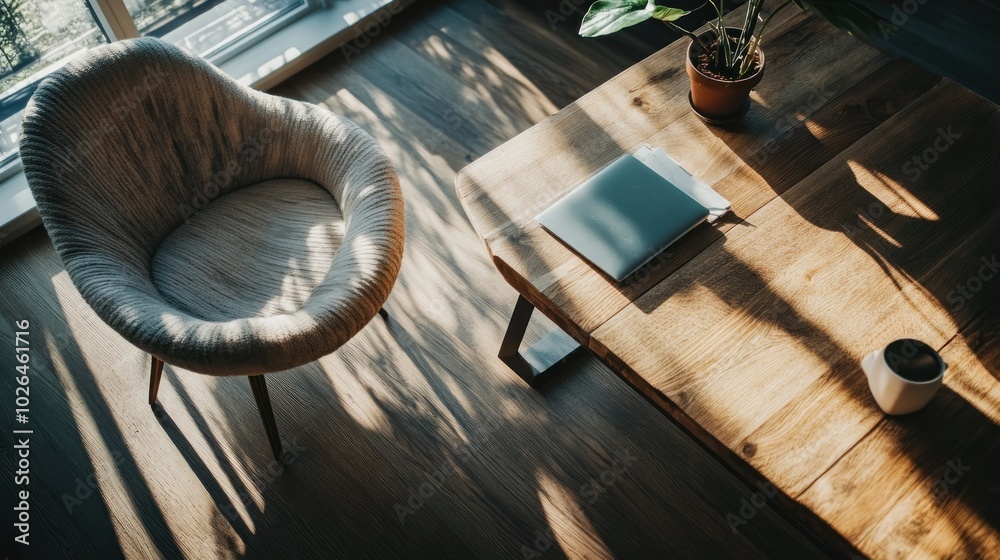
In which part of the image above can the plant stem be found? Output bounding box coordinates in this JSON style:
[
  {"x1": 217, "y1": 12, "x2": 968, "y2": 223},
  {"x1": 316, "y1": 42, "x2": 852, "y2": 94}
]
[
  {"x1": 719, "y1": 0, "x2": 731, "y2": 69},
  {"x1": 734, "y1": 0, "x2": 765, "y2": 67},
  {"x1": 736, "y1": 0, "x2": 756, "y2": 55},
  {"x1": 660, "y1": 20, "x2": 710, "y2": 51},
  {"x1": 739, "y1": 0, "x2": 792, "y2": 76},
  {"x1": 702, "y1": 0, "x2": 726, "y2": 67}
]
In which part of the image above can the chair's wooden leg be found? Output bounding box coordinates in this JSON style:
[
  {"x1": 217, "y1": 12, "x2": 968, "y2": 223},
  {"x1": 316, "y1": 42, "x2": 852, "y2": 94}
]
[
  {"x1": 378, "y1": 307, "x2": 389, "y2": 321},
  {"x1": 248, "y1": 375, "x2": 283, "y2": 461},
  {"x1": 149, "y1": 357, "x2": 164, "y2": 405}
]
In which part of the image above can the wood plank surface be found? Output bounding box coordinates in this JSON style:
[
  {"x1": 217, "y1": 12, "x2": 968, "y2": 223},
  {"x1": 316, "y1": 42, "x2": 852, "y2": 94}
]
[
  {"x1": 801, "y1": 303, "x2": 1000, "y2": 559},
  {"x1": 590, "y1": 80, "x2": 1000, "y2": 558},
  {"x1": 456, "y1": 8, "x2": 915, "y2": 342},
  {"x1": 0, "y1": 1, "x2": 829, "y2": 558}
]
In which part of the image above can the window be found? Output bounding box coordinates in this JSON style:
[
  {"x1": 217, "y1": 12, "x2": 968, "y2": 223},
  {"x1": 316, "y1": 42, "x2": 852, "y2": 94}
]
[
  {"x1": 0, "y1": 0, "x2": 316, "y2": 167},
  {"x1": 126, "y1": 0, "x2": 311, "y2": 60},
  {"x1": 0, "y1": 0, "x2": 106, "y2": 163}
]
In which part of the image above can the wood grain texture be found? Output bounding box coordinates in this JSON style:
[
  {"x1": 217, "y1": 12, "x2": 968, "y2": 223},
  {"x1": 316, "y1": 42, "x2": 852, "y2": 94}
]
[
  {"x1": 456, "y1": 8, "x2": 906, "y2": 341},
  {"x1": 801, "y1": 303, "x2": 1000, "y2": 559},
  {"x1": 457, "y1": 3, "x2": 999, "y2": 557},
  {"x1": 0, "y1": 1, "x2": 828, "y2": 559},
  {"x1": 590, "y1": 81, "x2": 1000, "y2": 558}
]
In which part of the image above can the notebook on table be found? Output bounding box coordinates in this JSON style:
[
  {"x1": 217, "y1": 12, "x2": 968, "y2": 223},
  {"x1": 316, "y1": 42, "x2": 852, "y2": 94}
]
[{"x1": 536, "y1": 152, "x2": 713, "y2": 282}]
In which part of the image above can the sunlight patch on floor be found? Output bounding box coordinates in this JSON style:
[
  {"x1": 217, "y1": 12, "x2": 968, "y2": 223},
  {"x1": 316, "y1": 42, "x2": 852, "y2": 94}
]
[
  {"x1": 44, "y1": 328, "x2": 165, "y2": 558},
  {"x1": 325, "y1": 356, "x2": 394, "y2": 433},
  {"x1": 535, "y1": 469, "x2": 612, "y2": 560}
]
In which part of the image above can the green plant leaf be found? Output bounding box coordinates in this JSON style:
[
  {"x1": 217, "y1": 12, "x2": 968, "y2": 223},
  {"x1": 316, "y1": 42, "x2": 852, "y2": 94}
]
[
  {"x1": 580, "y1": 0, "x2": 656, "y2": 37},
  {"x1": 652, "y1": 6, "x2": 690, "y2": 22}
]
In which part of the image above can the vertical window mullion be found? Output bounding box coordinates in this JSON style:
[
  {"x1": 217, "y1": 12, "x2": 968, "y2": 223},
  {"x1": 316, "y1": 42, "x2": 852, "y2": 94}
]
[{"x1": 88, "y1": 0, "x2": 141, "y2": 41}]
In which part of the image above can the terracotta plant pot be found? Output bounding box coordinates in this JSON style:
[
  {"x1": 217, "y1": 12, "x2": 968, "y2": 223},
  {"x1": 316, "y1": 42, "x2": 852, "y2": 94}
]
[{"x1": 685, "y1": 28, "x2": 765, "y2": 124}]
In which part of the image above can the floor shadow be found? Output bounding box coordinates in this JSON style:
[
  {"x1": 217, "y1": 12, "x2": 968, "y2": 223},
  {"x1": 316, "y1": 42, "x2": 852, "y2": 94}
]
[
  {"x1": 151, "y1": 401, "x2": 253, "y2": 539},
  {"x1": 0, "y1": 229, "x2": 184, "y2": 560},
  {"x1": 5, "y1": 2, "x2": 962, "y2": 560}
]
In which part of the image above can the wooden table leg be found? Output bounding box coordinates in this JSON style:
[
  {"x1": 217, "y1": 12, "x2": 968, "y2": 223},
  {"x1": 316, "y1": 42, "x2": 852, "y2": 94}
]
[{"x1": 498, "y1": 295, "x2": 581, "y2": 386}]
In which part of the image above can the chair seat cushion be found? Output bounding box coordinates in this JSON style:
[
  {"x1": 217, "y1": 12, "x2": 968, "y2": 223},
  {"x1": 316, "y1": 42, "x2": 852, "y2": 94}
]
[
  {"x1": 152, "y1": 179, "x2": 344, "y2": 322},
  {"x1": 21, "y1": 38, "x2": 405, "y2": 377}
]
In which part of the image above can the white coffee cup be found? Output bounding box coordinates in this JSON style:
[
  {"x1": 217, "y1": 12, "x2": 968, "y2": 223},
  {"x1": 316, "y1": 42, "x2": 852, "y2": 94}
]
[{"x1": 861, "y1": 338, "x2": 947, "y2": 415}]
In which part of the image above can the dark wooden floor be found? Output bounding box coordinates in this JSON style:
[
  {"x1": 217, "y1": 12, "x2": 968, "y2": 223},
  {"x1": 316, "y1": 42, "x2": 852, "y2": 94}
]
[{"x1": 1, "y1": 1, "x2": 829, "y2": 558}]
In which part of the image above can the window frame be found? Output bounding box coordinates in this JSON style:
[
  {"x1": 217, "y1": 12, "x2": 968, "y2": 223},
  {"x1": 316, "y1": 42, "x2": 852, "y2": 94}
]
[{"x1": 0, "y1": 0, "x2": 322, "y2": 168}]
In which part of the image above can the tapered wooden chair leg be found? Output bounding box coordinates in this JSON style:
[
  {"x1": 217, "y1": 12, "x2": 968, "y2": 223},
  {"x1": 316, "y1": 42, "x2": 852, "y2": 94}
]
[
  {"x1": 149, "y1": 357, "x2": 164, "y2": 405},
  {"x1": 248, "y1": 375, "x2": 283, "y2": 460}
]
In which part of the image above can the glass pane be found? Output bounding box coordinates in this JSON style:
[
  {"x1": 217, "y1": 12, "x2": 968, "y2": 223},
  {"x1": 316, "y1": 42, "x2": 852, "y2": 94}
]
[
  {"x1": 0, "y1": 0, "x2": 106, "y2": 160},
  {"x1": 127, "y1": 0, "x2": 307, "y2": 58}
]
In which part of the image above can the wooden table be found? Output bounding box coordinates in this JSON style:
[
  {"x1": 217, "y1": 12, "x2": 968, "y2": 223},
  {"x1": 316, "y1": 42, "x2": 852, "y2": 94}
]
[{"x1": 456, "y1": 7, "x2": 1000, "y2": 559}]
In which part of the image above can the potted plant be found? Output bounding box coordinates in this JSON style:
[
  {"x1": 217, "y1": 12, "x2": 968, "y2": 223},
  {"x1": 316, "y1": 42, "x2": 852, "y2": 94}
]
[{"x1": 579, "y1": 0, "x2": 883, "y2": 124}]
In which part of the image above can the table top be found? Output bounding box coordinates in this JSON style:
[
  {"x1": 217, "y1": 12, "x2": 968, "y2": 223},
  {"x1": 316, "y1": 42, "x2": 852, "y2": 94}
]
[{"x1": 456, "y1": 8, "x2": 1000, "y2": 559}]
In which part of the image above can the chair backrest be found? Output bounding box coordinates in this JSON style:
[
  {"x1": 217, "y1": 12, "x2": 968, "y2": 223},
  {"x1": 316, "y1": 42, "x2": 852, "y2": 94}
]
[{"x1": 20, "y1": 38, "x2": 277, "y2": 266}]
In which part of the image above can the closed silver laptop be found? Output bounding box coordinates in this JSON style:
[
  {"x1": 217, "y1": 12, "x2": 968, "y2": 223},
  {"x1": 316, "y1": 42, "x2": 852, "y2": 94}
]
[{"x1": 537, "y1": 154, "x2": 710, "y2": 282}]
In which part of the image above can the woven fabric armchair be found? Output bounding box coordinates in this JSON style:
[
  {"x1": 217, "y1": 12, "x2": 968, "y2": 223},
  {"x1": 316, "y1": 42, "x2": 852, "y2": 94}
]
[{"x1": 20, "y1": 38, "x2": 405, "y2": 459}]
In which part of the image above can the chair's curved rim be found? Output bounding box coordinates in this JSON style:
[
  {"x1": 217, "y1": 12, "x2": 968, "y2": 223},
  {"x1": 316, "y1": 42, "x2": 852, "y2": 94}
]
[{"x1": 19, "y1": 37, "x2": 406, "y2": 378}]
